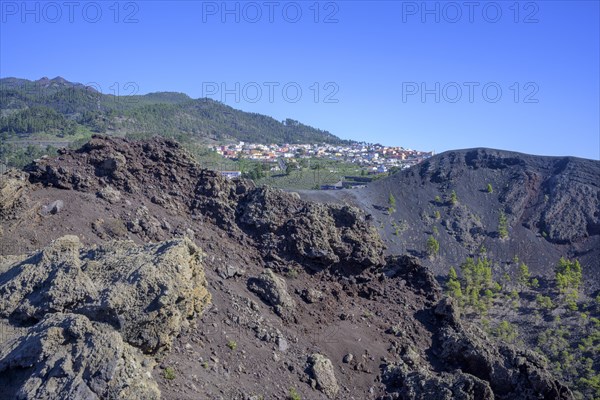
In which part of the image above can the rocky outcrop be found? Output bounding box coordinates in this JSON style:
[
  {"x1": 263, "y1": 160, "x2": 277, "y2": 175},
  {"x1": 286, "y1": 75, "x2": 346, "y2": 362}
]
[
  {"x1": 379, "y1": 297, "x2": 573, "y2": 400},
  {"x1": 25, "y1": 136, "x2": 385, "y2": 274},
  {"x1": 0, "y1": 235, "x2": 212, "y2": 399},
  {"x1": 382, "y1": 362, "x2": 493, "y2": 400},
  {"x1": 0, "y1": 313, "x2": 160, "y2": 400},
  {"x1": 441, "y1": 204, "x2": 485, "y2": 250},
  {"x1": 0, "y1": 170, "x2": 29, "y2": 219},
  {"x1": 0, "y1": 235, "x2": 210, "y2": 355},
  {"x1": 238, "y1": 187, "x2": 385, "y2": 272},
  {"x1": 433, "y1": 298, "x2": 573, "y2": 400}
]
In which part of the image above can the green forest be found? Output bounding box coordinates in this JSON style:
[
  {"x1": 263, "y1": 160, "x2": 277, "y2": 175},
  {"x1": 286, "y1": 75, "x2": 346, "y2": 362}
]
[{"x1": 0, "y1": 77, "x2": 349, "y2": 168}]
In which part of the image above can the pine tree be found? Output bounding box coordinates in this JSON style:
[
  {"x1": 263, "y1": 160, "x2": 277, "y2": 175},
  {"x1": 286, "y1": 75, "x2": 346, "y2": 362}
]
[
  {"x1": 426, "y1": 235, "x2": 439, "y2": 258},
  {"x1": 498, "y1": 210, "x2": 509, "y2": 239},
  {"x1": 446, "y1": 267, "x2": 463, "y2": 299},
  {"x1": 449, "y1": 190, "x2": 458, "y2": 206},
  {"x1": 388, "y1": 193, "x2": 396, "y2": 213}
]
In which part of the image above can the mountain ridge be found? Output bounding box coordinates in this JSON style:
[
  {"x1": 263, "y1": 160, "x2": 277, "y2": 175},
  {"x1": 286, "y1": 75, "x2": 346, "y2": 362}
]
[{"x1": 0, "y1": 76, "x2": 348, "y2": 146}]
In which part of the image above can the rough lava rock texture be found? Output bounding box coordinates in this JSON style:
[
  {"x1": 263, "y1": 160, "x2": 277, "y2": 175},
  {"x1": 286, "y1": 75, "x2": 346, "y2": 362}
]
[
  {"x1": 307, "y1": 353, "x2": 340, "y2": 398},
  {"x1": 0, "y1": 235, "x2": 211, "y2": 399},
  {"x1": 432, "y1": 298, "x2": 573, "y2": 400},
  {"x1": 238, "y1": 187, "x2": 385, "y2": 272},
  {"x1": 0, "y1": 313, "x2": 160, "y2": 400},
  {"x1": 378, "y1": 296, "x2": 573, "y2": 400},
  {"x1": 248, "y1": 269, "x2": 296, "y2": 321},
  {"x1": 0, "y1": 169, "x2": 29, "y2": 219}
]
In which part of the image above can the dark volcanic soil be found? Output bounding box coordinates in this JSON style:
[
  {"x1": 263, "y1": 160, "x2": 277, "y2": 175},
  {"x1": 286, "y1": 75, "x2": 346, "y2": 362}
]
[{"x1": 0, "y1": 137, "x2": 578, "y2": 399}]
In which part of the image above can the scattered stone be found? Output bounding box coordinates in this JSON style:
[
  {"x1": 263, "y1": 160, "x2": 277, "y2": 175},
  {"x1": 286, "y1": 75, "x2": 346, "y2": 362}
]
[
  {"x1": 248, "y1": 269, "x2": 295, "y2": 320},
  {"x1": 307, "y1": 353, "x2": 339, "y2": 399},
  {"x1": 97, "y1": 185, "x2": 121, "y2": 204},
  {"x1": 301, "y1": 288, "x2": 324, "y2": 303},
  {"x1": 41, "y1": 199, "x2": 64, "y2": 215},
  {"x1": 217, "y1": 264, "x2": 242, "y2": 279},
  {"x1": 343, "y1": 353, "x2": 354, "y2": 363},
  {"x1": 276, "y1": 336, "x2": 289, "y2": 352}
]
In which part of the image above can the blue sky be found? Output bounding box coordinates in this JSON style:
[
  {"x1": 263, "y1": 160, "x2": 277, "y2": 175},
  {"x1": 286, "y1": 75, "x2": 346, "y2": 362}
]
[{"x1": 1, "y1": 1, "x2": 599, "y2": 159}]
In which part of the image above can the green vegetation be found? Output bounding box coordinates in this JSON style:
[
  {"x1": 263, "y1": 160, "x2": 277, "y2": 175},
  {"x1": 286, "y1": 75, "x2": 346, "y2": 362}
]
[
  {"x1": 536, "y1": 294, "x2": 554, "y2": 310},
  {"x1": 434, "y1": 210, "x2": 441, "y2": 219},
  {"x1": 0, "y1": 142, "x2": 58, "y2": 168},
  {"x1": 445, "y1": 254, "x2": 599, "y2": 399},
  {"x1": 555, "y1": 258, "x2": 582, "y2": 294},
  {"x1": 388, "y1": 193, "x2": 396, "y2": 213},
  {"x1": 227, "y1": 340, "x2": 238, "y2": 351},
  {"x1": 0, "y1": 106, "x2": 77, "y2": 136},
  {"x1": 0, "y1": 78, "x2": 350, "y2": 168},
  {"x1": 555, "y1": 258, "x2": 582, "y2": 311},
  {"x1": 288, "y1": 387, "x2": 302, "y2": 400},
  {"x1": 459, "y1": 256, "x2": 494, "y2": 312},
  {"x1": 486, "y1": 183, "x2": 493, "y2": 193},
  {"x1": 434, "y1": 195, "x2": 442, "y2": 204},
  {"x1": 164, "y1": 367, "x2": 176, "y2": 380},
  {"x1": 255, "y1": 159, "x2": 362, "y2": 190},
  {"x1": 493, "y1": 320, "x2": 518, "y2": 343},
  {"x1": 498, "y1": 210, "x2": 509, "y2": 239},
  {"x1": 449, "y1": 190, "x2": 458, "y2": 206},
  {"x1": 426, "y1": 235, "x2": 439, "y2": 258},
  {"x1": 517, "y1": 263, "x2": 531, "y2": 288},
  {"x1": 446, "y1": 267, "x2": 463, "y2": 298}
]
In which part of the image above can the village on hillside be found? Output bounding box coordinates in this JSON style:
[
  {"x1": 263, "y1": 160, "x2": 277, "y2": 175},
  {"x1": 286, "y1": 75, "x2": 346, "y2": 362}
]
[{"x1": 212, "y1": 142, "x2": 434, "y2": 179}]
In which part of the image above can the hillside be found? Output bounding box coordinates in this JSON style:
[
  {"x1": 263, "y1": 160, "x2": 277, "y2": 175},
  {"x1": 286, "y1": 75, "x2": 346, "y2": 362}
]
[
  {"x1": 0, "y1": 76, "x2": 347, "y2": 165},
  {"x1": 300, "y1": 148, "x2": 600, "y2": 284},
  {"x1": 0, "y1": 136, "x2": 575, "y2": 399},
  {"x1": 299, "y1": 147, "x2": 600, "y2": 397}
]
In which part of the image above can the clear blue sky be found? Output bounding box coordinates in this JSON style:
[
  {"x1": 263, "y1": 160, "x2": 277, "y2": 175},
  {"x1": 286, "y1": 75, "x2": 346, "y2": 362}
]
[{"x1": 1, "y1": 1, "x2": 599, "y2": 159}]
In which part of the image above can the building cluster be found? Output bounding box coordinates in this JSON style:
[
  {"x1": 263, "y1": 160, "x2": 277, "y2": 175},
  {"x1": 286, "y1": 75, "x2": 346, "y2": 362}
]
[{"x1": 212, "y1": 142, "x2": 433, "y2": 172}]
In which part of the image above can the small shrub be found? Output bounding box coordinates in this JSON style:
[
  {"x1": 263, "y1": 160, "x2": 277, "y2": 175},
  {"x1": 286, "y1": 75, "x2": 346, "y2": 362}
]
[
  {"x1": 498, "y1": 210, "x2": 508, "y2": 239},
  {"x1": 288, "y1": 387, "x2": 302, "y2": 400},
  {"x1": 449, "y1": 190, "x2": 458, "y2": 206},
  {"x1": 426, "y1": 235, "x2": 440, "y2": 258},
  {"x1": 388, "y1": 193, "x2": 396, "y2": 213},
  {"x1": 486, "y1": 183, "x2": 493, "y2": 193},
  {"x1": 164, "y1": 367, "x2": 176, "y2": 380},
  {"x1": 227, "y1": 340, "x2": 237, "y2": 350},
  {"x1": 494, "y1": 320, "x2": 518, "y2": 343},
  {"x1": 446, "y1": 267, "x2": 462, "y2": 298},
  {"x1": 536, "y1": 294, "x2": 554, "y2": 310}
]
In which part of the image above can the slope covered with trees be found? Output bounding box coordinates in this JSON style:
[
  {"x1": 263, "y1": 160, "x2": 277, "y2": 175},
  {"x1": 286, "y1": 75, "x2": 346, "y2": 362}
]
[{"x1": 0, "y1": 76, "x2": 347, "y2": 166}]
